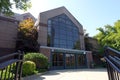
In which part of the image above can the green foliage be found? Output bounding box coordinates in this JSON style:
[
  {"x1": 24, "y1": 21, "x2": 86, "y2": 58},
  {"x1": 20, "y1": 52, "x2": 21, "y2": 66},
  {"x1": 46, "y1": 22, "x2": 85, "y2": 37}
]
[
  {"x1": 0, "y1": 0, "x2": 31, "y2": 16},
  {"x1": 36, "y1": 69, "x2": 47, "y2": 73},
  {"x1": 16, "y1": 18, "x2": 38, "y2": 52},
  {"x1": 84, "y1": 37, "x2": 93, "y2": 51},
  {"x1": 0, "y1": 65, "x2": 15, "y2": 80},
  {"x1": 94, "y1": 20, "x2": 120, "y2": 51},
  {"x1": 0, "y1": 70, "x2": 13, "y2": 80},
  {"x1": 24, "y1": 53, "x2": 48, "y2": 69},
  {"x1": 22, "y1": 61, "x2": 36, "y2": 76}
]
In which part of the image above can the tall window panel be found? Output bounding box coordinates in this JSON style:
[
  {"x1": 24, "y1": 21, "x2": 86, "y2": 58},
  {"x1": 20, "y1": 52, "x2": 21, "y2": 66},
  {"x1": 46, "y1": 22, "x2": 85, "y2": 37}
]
[{"x1": 47, "y1": 14, "x2": 80, "y2": 49}]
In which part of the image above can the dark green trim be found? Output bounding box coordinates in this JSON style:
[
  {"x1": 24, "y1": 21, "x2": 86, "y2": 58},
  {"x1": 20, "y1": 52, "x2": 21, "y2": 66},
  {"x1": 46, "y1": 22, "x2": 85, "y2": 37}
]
[{"x1": 53, "y1": 49, "x2": 84, "y2": 54}]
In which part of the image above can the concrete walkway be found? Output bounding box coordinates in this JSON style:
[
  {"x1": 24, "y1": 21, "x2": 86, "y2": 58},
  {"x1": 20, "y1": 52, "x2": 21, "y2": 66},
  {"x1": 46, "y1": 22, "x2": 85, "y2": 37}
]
[{"x1": 23, "y1": 69, "x2": 108, "y2": 80}]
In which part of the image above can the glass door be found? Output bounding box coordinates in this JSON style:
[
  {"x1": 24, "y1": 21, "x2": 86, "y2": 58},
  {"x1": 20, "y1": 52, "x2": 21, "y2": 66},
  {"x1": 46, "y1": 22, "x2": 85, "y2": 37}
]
[
  {"x1": 77, "y1": 54, "x2": 86, "y2": 68},
  {"x1": 52, "y1": 53, "x2": 64, "y2": 69},
  {"x1": 65, "y1": 53, "x2": 75, "y2": 69}
]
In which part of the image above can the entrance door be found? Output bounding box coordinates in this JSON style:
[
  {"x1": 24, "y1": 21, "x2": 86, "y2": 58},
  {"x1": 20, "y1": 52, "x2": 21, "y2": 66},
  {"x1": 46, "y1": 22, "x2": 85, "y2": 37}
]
[
  {"x1": 65, "y1": 53, "x2": 75, "y2": 69},
  {"x1": 52, "y1": 53, "x2": 64, "y2": 69},
  {"x1": 77, "y1": 54, "x2": 86, "y2": 68}
]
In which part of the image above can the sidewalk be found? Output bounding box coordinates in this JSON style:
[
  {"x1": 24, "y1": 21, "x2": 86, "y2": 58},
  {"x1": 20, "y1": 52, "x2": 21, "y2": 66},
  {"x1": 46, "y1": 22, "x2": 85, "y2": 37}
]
[{"x1": 23, "y1": 68, "x2": 108, "y2": 80}]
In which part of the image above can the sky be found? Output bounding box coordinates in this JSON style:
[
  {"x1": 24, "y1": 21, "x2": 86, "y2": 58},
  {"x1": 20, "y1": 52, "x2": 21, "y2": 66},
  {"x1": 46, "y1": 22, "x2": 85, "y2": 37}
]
[{"x1": 13, "y1": 0, "x2": 120, "y2": 37}]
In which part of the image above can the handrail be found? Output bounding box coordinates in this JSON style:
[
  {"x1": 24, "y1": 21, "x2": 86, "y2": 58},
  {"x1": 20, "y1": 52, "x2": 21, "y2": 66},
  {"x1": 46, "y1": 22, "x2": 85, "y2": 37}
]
[
  {"x1": 0, "y1": 52, "x2": 19, "y2": 60},
  {"x1": 105, "y1": 46, "x2": 120, "y2": 55},
  {"x1": 0, "y1": 51, "x2": 24, "y2": 80},
  {"x1": 108, "y1": 56, "x2": 120, "y2": 67},
  {"x1": 105, "y1": 57, "x2": 120, "y2": 73},
  {"x1": 0, "y1": 59, "x2": 21, "y2": 70},
  {"x1": 104, "y1": 46, "x2": 120, "y2": 80}
]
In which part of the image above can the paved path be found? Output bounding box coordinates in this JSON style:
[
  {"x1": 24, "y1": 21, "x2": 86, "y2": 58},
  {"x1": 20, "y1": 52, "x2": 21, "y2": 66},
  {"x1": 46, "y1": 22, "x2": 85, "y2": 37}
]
[{"x1": 23, "y1": 69, "x2": 108, "y2": 80}]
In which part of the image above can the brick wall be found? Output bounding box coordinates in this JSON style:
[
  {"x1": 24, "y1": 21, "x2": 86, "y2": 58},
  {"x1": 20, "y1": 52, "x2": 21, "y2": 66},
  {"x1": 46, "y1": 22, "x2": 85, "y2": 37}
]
[
  {"x1": 40, "y1": 47, "x2": 51, "y2": 61},
  {"x1": 86, "y1": 51, "x2": 93, "y2": 68},
  {"x1": 38, "y1": 25, "x2": 47, "y2": 46},
  {"x1": 0, "y1": 16, "x2": 18, "y2": 56}
]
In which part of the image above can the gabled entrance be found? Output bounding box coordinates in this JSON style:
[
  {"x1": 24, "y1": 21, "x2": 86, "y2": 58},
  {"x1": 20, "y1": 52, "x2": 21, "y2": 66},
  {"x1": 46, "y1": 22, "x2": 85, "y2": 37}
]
[{"x1": 40, "y1": 46, "x2": 93, "y2": 69}]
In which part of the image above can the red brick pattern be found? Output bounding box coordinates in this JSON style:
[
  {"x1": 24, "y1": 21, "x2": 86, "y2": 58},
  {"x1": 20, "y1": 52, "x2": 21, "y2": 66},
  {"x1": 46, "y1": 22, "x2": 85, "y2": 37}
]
[
  {"x1": 40, "y1": 48, "x2": 51, "y2": 61},
  {"x1": 86, "y1": 51, "x2": 93, "y2": 68}
]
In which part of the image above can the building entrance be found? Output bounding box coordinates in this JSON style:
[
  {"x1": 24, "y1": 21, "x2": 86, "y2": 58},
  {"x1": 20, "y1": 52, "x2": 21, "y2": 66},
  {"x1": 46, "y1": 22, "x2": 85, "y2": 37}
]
[
  {"x1": 52, "y1": 53, "x2": 64, "y2": 69},
  {"x1": 51, "y1": 52, "x2": 87, "y2": 69},
  {"x1": 65, "y1": 53, "x2": 75, "y2": 69}
]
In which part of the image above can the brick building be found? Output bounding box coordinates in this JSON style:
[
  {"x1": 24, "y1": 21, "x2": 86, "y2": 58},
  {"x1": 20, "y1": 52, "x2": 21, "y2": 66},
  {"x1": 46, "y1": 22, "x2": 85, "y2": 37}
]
[
  {"x1": 0, "y1": 12, "x2": 36, "y2": 56},
  {"x1": 0, "y1": 12, "x2": 36, "y2": 21},
  {"x1": 35, "y1": 7, "x2": 93, "y2": 69},
  {"x1": 0, "y1": 16, "x2": 18, "y2": 56}
]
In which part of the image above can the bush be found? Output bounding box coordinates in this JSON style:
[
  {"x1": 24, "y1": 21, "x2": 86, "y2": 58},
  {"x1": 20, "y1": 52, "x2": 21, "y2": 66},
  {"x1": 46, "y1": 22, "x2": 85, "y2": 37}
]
[
  {"x1": 24, "y1": 53, "x2": 48, "y2": 69},
  {"x1": 22, "y1": 61, "x2": 36, "y2": 76}
]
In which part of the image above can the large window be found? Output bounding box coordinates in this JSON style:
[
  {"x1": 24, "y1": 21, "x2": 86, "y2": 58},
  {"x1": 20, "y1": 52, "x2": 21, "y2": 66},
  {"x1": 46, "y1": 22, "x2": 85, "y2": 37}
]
[{"x1": 47, "y1": 14, "x2": 80, "y2": 49}]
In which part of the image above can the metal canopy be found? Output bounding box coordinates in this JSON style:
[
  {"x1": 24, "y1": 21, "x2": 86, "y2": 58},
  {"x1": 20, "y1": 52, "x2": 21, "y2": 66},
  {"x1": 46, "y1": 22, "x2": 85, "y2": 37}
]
[{"x1": 40, "y1": 46, "x2": 87, "y2": 54}]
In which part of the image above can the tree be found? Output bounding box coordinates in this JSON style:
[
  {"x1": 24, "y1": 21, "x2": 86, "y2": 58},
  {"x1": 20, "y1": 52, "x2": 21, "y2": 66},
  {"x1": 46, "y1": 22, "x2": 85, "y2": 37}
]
[
  {"x1": 94, "y1": 20, "x2": 120, "y2": 51},
  {"x1": 17, "y1": 18, "x2": 38, "y2": 52},
  {"x1": 84, "y1": 37, "x2": 93, "y2": 51},
  {"x1": 0, "y1": 0, "x2": 31, "y2": 16}
]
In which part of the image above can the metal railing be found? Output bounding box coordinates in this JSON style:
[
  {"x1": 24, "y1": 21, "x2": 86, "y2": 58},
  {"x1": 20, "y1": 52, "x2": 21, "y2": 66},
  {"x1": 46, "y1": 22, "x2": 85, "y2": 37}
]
[
  {"x1": 104, "y1": 46, "x2": 120, "y2": 80},
  {"x1": 0, "y1": 51, "x2": 24, "y2": 80}
]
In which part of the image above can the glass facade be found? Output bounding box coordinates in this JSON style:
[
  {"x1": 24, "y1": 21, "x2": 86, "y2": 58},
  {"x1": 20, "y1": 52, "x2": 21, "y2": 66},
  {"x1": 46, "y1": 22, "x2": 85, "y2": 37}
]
[
  {"x1": 47, "y1": 14, "x2": 80, "y2": 49},
  {"x1": 47, "y1": 14, "x2": 86, "y2": 69}
]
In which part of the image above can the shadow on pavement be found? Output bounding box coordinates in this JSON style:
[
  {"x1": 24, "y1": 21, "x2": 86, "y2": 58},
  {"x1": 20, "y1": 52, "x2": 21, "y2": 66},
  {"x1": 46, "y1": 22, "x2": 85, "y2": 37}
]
[
  {"x1": 47, "y1": 68, "x2": 107, "y2": 73},
  {"x1": 34, "y1": 76, "x2": 45, "y2": 80},
  {"x1": 43, "y1": 70, "x2": 60, "y2": 75},
  {"x1": 23, "y1": 68, "x2": 107, "y2": 80},
  {"x1": 40, "y1": 68, "x2": 107, "y2": 77}
]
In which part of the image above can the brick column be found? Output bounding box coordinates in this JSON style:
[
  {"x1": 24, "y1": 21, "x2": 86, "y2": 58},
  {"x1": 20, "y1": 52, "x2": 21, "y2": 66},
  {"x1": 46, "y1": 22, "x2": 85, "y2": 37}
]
[
  {"x1": 86, "y1": 51, "x2": 93, "y2": 68},
  {"x1": 40, "y1": 47, "x2": 51, "y2": 61}
]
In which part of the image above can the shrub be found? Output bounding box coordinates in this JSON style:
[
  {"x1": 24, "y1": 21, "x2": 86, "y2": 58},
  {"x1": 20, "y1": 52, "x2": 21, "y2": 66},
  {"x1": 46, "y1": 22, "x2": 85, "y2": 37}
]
[
  {"x1": 22, "y1": 61, "x2": 36, "y2": 76},
  {"x1": 24, "y1": 53, "x2": 48, "y2": 69}
]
